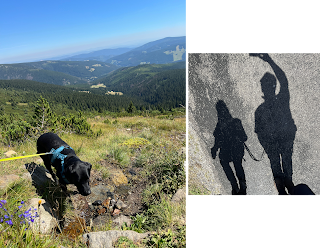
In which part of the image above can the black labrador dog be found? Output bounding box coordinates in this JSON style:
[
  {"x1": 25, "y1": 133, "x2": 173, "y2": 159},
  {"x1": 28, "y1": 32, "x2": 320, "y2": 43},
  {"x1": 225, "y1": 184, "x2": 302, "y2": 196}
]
[{"x1": 37, "y1": 132, "x2": 92, "y2": 196}]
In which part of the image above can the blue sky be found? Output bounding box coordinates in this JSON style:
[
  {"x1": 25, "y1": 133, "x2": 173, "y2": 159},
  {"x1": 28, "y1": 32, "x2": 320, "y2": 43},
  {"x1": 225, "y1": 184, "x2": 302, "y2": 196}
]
[{"x1": 0, "y1": 0, "x2": 185, "y2": 64}]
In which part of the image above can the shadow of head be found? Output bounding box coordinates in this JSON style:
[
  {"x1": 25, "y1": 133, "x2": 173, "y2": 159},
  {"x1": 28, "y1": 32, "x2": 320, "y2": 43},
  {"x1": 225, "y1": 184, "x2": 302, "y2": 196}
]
[
  {"x1": 260, "y1": 72, "x2": 277, "y2": 98},
  {"x1": 216, "y1": 100, "x2": 232, "y2": 120}
]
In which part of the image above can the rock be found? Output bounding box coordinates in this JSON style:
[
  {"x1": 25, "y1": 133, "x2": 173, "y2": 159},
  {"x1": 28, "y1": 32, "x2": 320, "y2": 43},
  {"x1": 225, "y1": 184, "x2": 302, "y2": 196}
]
[
  {"x1": 4, "y1": 150, "x2": 17, "y2": 158},
  {"x1": 113, "y1": 215, "x2": 132, "y2": 227},
  {"x1": 112, "y1": 209, "x2": 121, "y2": 216},
  {"x1": 22, "y1": 172, "x2": 32, "y2": 181},
  {"x1": 110, "y1": 199, "x2": 116, "y2": 206},
  {"x1": 0, "y1": 174, "x2": 20, "y2": 190},
  {"x1": 115, "y1": 199, "x2": 127, "y2": 210},
  {"x1": 102, "y1": 198, "x2": 111, "y2": 208},
  {"x1": 83, "y1": 230, "x2": 149, "y2": 248},
  {"x1": 27, "y1": 198, "x2": 58, "y2": 234},
  {"x1": 111, "y1": 170, "x2": 128, "y2": 186},
  {"x1": 97, "y1": 208, "x2": 106, "y2": 215},
  {"x1": 89, "y1": 204, "x2": 95, "y2": 211},
  {"x1": 88, "y1": 185, "x2": 114, "y2": 204},
  {"x1": 25, "y1": 162, "x2": 54, "y2": 187},
  {"x1": 115, "y1": 185, "x2": 130, "y2": 196},
  {"x1": 171, "y1": 188, "x2": 186, "y2": 203},
  {"x1": 92, "y1": 200, "x2": 102, "y2": 206},
  {"x1": 128, "y1": 168, "x2": 136, "y2": 175}
]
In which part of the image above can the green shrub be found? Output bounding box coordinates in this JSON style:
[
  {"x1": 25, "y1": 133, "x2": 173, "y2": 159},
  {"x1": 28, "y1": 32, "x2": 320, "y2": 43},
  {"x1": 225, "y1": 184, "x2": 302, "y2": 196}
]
[
  {"x1": 120, "y1": 137, "x2": 151, "y2": 148},
  {"x1": 107, "y1": 144, "x2": 131, "y2": 167}
]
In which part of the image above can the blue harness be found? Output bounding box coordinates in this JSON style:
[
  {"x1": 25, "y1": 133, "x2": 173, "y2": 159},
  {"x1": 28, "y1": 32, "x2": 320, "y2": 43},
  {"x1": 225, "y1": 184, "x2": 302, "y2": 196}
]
[{"x1": 50, "y1": 146, "x2": 73, "y2": 184}]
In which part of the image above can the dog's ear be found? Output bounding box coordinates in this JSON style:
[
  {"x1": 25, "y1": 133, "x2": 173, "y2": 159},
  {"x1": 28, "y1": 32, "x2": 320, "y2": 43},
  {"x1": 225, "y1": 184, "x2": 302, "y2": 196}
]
[
  {"x1": 67, "y1": 162, "x2": 77, "y2": 174},
  {"x1": 85, "y1": 162, "x2": 92, "y2": 170}
]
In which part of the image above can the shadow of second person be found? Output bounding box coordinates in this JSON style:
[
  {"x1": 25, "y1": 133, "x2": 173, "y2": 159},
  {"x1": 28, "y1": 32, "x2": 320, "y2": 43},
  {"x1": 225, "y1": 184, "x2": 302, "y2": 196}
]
[
  {"x1": 211, "y1": 100, "x2": 248, "y2": 195},
  {"x1": 252, "y1": 53, "x2": 297, "y2": 195}
]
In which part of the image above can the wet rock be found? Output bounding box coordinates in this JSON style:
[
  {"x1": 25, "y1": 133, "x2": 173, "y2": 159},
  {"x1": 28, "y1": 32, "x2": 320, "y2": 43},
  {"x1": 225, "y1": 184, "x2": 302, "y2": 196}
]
[
  {"x1": 4, "y1": 150, "x2": 17, "y2": 158},
  {"x1": 27, "y1": 198, "x2": 58, "y2": 234},
  {"x1": 83, "y1": 230, "x2": 149, "y2": 248},
  {"x1": 113, "y1": 215, "x2": 132, "y2": 227},
  {"x1": 0, "y1": 174, "x2": 20, "y2": 190}
]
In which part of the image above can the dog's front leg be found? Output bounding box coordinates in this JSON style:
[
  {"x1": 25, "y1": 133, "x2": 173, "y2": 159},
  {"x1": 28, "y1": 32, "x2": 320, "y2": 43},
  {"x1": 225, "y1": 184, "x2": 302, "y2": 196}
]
[{"x1": 41, "y1": 156, "x2": 59, "y2": 184}]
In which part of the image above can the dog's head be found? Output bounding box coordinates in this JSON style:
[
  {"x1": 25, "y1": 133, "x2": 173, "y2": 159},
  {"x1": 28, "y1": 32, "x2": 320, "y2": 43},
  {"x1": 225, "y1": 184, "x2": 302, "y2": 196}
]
[{"x1": 65, "y1": 161, "x2": 92, "y2": 196}]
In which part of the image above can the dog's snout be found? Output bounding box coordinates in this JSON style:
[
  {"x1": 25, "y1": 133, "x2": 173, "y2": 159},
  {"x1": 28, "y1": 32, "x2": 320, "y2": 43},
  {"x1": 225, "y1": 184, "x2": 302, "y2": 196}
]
[{"x1": 83, "y1": 189, "x2": 91, "y2": 196}]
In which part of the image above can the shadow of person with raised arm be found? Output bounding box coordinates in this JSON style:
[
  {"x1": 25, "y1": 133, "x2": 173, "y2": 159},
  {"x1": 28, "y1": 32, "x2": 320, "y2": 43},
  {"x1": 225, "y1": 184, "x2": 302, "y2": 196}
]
[
  {"x1": 211, "y1": 100, "x2": 248, "y2": 195},
  {"x1": 251, "y1": 53, "x2": 297, "y2": 195}
]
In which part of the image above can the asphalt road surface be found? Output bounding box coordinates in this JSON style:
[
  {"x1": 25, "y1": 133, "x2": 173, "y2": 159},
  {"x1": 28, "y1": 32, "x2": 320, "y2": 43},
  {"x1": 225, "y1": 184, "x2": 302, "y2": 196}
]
[{"x1": 188, "y1": 53, "x2": 320, "y2": 195}]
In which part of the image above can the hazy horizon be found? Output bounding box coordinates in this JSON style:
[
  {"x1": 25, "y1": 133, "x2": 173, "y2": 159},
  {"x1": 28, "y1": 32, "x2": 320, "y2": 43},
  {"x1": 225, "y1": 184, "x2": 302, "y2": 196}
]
[{"x1": 1, "y1": 0, "x2": 186, "y2": 64}]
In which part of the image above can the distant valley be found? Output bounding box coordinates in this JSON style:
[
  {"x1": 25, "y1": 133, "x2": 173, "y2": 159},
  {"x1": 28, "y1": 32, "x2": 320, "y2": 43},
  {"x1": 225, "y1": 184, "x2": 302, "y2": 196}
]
[
  {"x1": 75, "y1": 62, "x2": 186, "y2": 109},
  {"x1": 0, "y1": 61, "x2": 119, "y2": 85},
  {"x1": 0, "y1": 36, "x2": 186, "y2": 113}
]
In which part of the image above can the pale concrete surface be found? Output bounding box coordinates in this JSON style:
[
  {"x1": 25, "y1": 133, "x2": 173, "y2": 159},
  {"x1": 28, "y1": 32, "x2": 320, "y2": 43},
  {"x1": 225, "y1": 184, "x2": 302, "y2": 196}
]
[{"x1": 188, "y1": 53, "x2": 320, "y2": 195}]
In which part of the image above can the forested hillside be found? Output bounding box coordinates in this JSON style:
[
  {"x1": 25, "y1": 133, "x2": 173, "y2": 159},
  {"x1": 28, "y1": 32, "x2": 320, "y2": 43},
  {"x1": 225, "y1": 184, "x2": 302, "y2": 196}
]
[
  {"x1": 0, "y1": 79, "x2": 147, "y2": 116},
  {"x1": 0, "y1": 61, "x2": 119, "y2": 84},
  {"x1": 25, "y1": 61, "x2": 119, "y2": 81},
  {"x1": 89, "y1": 62, "x2": 186, "y2": 108},
  {"x1": 0, "y1": 64, "x2": 87, "y2": 85}
]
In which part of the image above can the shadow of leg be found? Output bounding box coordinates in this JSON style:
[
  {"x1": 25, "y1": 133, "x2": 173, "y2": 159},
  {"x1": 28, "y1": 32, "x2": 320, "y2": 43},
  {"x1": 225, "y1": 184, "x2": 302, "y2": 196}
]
[
  {"x1": 220, "y1": 159, "x2": 239, "y2": 194},
  {"x1": 281, "y1": 139, "x2": 295, "y2": 194},
  {"x1": 233, "y1": 159, "x2": 246, "y2": 195}
]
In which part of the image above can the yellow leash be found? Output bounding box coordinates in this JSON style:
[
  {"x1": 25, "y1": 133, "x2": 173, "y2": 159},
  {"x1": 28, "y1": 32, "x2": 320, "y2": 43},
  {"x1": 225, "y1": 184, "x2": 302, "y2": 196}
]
[{"x1": 0, "y1": 152, "x2": 52, "y2": 162}]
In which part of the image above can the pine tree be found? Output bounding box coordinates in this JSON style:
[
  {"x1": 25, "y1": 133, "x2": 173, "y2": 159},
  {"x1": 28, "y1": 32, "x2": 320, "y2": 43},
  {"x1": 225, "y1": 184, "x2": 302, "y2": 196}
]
[
  {"x1": 127, "y1": 101, "x2": 136, "y2": 113},
  {"x1": 33, "y1": 96, "x2": 57, "y2": 133}
]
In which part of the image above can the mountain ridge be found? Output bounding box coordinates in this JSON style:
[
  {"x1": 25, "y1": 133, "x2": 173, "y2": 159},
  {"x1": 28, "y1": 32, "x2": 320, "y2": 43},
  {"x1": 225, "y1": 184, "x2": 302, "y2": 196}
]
[
  {"x1": 105, "y1": 36, "x2": 186, "y2": 67},
  {"x1": 63, "y1": 47, "x2": 133, "y2": 62}
]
